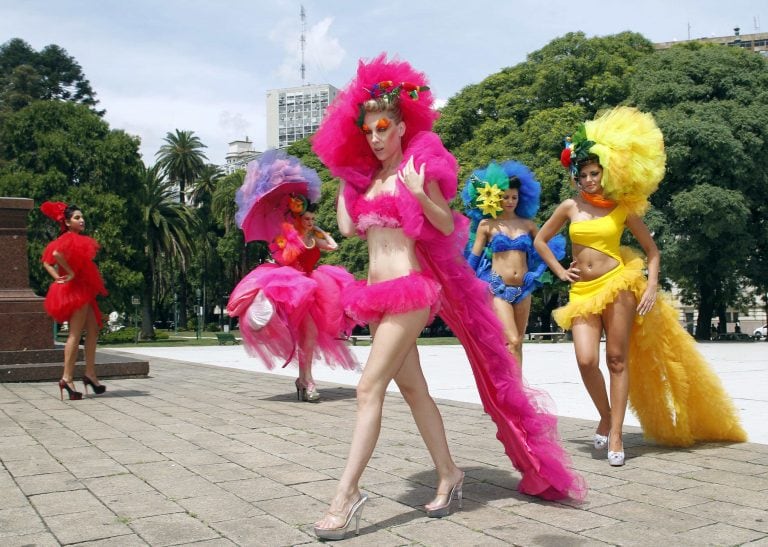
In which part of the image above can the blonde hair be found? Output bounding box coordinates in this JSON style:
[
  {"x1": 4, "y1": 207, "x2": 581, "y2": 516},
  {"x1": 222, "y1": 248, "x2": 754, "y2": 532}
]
[{"x1": 360, "y1": 97, "x2": 402, "y2": 124}]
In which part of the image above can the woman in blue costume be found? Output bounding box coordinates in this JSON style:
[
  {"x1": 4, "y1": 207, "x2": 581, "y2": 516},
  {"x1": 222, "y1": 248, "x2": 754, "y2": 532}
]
[
  {"x1": 464, "y1": 161, "x2": 565, "y2": 370},
  {"x1": 534, "y1": 106, "x2": 746, "y2": 467},
  {"x1": 311, "y1": 54, "x2": 584, "y2": 541}
]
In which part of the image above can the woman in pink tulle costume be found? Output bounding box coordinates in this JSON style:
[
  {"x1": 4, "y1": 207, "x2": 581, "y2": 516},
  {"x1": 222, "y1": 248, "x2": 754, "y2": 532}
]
[
  {"x1": 225, "y1": 150, "x2": 358, "y2": 402},
  {"x1": 40, "y1": 201, "x2": 108, "y2": 401},
  {"x1": 310, "y1": 54, "x2": 585, "y2": 540}
]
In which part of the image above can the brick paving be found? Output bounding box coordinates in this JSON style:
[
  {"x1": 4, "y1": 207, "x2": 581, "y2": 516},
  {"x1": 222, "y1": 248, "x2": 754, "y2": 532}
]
[{"x1": 1, "y1": 356, "x2": 766, "y2": 546}]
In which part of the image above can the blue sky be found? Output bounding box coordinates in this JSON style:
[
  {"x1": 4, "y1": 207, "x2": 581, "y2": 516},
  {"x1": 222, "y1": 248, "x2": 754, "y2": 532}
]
[{"x1": 2, "y1": 0, "x2": 765, "y2": 164}]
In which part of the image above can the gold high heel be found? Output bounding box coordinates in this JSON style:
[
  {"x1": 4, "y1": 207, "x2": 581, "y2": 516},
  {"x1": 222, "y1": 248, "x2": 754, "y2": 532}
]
[
  {"x1": 314, "y1": 493, "x2": 368, "y2": 540},
  {"x1": 425, "y1": 471, "x2": 464, "y2": 518}
]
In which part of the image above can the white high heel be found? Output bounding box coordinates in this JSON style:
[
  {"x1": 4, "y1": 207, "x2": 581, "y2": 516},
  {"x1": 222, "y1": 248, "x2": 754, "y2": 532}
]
[
  {"x1": 314, "y1": 493, "x2": 368, "y2": 540},
  {"x1": 594, "y1": 432, "x2": 609, "y2": 450},
  {"x1": 607, "y1": 432, "x2": 625, "y2": 466},
  {"x1": 608, "y1": 450, "x2": 625, "y2": 466}
]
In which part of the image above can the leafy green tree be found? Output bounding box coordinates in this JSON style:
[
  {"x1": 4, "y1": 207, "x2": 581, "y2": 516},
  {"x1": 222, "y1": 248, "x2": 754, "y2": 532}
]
[
  {"x1": 0, "y1": 38, "x2": 99, "y2": 115},
  {"x1": 630, "y1": 43, "x2": 768, "y2": 337},
  {"x1": 0, "y1": 100, "x2": 144, "y2": 313}
]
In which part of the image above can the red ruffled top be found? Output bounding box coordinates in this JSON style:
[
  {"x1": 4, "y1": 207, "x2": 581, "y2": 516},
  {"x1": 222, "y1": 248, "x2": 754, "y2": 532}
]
[{"x1": 41, "y1": 232, "x2": 107, "y2": 327}]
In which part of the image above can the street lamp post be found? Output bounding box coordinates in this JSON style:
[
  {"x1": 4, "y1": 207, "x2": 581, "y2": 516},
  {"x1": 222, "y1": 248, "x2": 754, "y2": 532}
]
[
  {"x1": 195, "y1": 288, "x2": 202, "y2": 340},
  {"x1": 173, "y1": 293, "x2": 178, "y2": 336}
]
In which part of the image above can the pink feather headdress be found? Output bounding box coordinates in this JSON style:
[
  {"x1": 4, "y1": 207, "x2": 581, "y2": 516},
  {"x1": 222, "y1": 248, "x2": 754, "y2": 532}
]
[{"x1": 311, "y1": 53, "x2": 438, "y2": 187}]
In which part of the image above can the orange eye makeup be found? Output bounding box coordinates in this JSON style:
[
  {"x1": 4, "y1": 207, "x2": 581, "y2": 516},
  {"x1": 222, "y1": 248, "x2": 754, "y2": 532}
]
[{"x1": 375, "y1": 118, "x2": 391, "y2": 131}]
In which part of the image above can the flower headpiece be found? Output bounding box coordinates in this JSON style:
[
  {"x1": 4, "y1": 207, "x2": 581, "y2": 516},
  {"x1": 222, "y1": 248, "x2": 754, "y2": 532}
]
[
  {"x1": 312, "y1": 53, "x2": 437, "y2": 190},
  {"x1": 40, "y1": 201, "x2": 68, "y2": 233},
  {"x1": 287, "y1": 193, "x2": 309, "y2": 216},
  {"x1": 559, "y1": 106, "x2": 666, "y2": 216},
  {"x1": 355, "y1": 80, "x2": 430, "y2": 127},
  {"x1": 560, "y1": 124, "x2": 595, "y2": 177},
  {"x1": 462, "y1": 161, "x2": 541, "y2": 222}
]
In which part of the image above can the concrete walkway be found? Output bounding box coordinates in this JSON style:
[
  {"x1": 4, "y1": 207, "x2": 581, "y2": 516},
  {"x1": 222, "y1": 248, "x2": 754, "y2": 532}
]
[{"x1": 0, "y1": 342, "x2": 766, "y2": 545}]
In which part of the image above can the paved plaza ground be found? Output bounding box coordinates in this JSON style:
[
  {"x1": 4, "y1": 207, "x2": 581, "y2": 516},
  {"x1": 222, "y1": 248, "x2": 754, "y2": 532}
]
[{"x1": 0, "y1": 341, "x2": 766, "y2": 545}]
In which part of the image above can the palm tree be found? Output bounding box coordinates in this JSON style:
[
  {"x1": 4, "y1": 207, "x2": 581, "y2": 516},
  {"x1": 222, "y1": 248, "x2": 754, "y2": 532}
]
[
  {"x1": 190, "y1": 163, "x2": 223, "y2": 208},
  {"x1": 137, "y1": 163, "x2": 200, "y2": 339},
  {"x1": 155, "y1": 129, "x2": 208, "y2": 204}
]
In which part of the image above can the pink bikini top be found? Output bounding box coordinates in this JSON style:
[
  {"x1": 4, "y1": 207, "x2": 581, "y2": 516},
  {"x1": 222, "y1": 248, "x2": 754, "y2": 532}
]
[{"x1": 352, "y1": 192, "x2": 403, "y2": 236}]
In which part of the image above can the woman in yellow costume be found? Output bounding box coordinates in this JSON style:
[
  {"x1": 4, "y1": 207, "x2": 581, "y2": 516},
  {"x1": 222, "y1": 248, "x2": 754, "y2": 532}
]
[{"x1": 534, "y1": 106, "x2": 746, "y2": 466}]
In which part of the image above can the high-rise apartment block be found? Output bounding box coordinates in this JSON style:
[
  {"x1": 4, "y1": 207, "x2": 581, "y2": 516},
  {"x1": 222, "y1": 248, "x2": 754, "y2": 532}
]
[{"x1": 266, "y1": 84, "x2": 338, "y2": 149}]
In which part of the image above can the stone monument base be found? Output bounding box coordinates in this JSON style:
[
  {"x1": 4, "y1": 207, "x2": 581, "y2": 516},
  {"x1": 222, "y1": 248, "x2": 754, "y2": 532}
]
[{"x1": 0, "y1": 347, "x2": 149, "y2": 382}]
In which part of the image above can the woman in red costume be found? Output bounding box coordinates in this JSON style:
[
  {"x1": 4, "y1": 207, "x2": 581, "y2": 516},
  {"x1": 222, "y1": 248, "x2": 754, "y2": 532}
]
[
  {"x1": 535, "y1": 107, "x2": 745, "y2": 466},
  {"x1": 310, "y1": 54, "x2": 584, "y2": 540},
  {"x1": 226, "y1": 150, "x2": 358, "y2": 402},
  {"x1": 40, "y1": 202, "x2": 108, "y2": 400}
]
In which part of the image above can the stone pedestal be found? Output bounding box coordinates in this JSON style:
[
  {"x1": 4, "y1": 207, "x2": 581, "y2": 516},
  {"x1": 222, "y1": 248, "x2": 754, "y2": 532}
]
[
  {"x1": 0, "y1": 197, "x2": 149, "y2": 382},
  {"x1": 0, "y1": 197, "x2": 54, "y2": 351}
]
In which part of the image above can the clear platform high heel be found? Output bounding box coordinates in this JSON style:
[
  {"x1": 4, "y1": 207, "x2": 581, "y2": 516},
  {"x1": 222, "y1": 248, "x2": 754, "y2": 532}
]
[
  {"x1": 425, "y1": 472, "x2": 464, "y2": 518},
  {"x1": 314, "y1": 493, "x2": 368, "y2": 540}
]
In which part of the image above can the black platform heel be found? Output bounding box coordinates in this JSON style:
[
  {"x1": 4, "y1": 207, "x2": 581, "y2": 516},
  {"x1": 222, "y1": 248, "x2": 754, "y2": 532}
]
[
  {"x1": 58, "y1": 379, "x2": 83, "y2": 401},
  {"x1": 82, "y1": 375, "x2": 106, "y2": 395}
]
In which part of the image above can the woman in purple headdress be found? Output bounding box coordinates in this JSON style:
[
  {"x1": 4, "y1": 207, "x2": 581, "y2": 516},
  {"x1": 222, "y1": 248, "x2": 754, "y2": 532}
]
[{"x1": 226, "y1": 150, "x2": 358, "y2": 402}]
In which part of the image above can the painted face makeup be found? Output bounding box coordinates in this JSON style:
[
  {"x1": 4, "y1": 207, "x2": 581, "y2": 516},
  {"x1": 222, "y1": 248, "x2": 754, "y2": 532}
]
[{"x1": 362, "y1": 112, "x2": 402, "y2": 163}]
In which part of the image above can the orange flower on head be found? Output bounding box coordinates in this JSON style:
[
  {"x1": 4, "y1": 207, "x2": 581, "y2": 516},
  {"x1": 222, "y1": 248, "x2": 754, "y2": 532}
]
[{"x1": 288, "y1": 195, "x2": 305, "y2": 214}]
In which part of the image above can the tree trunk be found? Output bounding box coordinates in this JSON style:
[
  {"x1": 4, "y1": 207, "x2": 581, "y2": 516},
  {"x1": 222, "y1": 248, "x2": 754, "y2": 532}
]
[
  {"x1": 140, "y1": 283, "x2": 154, "y2": 340},
  {"x1": 695, "y1": 283, "x2": 715, "y2": 340},
  {"x1": 178, "y1": 270, "x2": 188, "y2": 328},
  {"x1": 140, "y1": 250, "x2": 156, "y2": 340}
]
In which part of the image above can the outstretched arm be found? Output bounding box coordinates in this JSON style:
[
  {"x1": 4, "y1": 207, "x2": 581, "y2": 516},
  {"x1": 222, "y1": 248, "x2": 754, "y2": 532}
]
[
  {"x1": 626, "y1": 214, "x2": 660, "y2": 316},
  {"x1": 399, "y1": 155, "x2": 454, "y2": 236}
]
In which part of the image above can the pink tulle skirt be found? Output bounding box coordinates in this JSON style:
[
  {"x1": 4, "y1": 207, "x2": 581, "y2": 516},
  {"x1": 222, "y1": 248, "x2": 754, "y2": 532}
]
[
  {"x1": 343, "y1": 272, "x2": 441, "y2": 325},
  {"x1": 226, "y1": 263, "x2": 358, "y2": 370}
]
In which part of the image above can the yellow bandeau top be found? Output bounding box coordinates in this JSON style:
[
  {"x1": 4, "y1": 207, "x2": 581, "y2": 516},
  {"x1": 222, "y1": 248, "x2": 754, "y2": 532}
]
[{"x1": 569, "y1": 205, "x2": 627, "y2": 263}]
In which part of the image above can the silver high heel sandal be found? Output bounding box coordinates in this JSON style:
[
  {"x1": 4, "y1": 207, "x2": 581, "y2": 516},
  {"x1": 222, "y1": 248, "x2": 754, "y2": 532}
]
[
  {"x1": 314, "y1": 494, "x2": 368, "y2": 540},
  {"x1": 295, "y1": 378, "x2": 320, "y2": 402},
  {"x1": 425, "y1": 472, "x2": 464, "y2": 518}
]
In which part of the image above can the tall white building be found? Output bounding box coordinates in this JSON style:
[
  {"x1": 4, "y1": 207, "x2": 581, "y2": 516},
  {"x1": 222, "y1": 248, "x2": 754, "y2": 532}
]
[
  {"x1": 266, "y1": 84, "x2": 338, "y2": 149},
  {"x1": 224, "y1": 137, "x2": 261, "y2": 174}
]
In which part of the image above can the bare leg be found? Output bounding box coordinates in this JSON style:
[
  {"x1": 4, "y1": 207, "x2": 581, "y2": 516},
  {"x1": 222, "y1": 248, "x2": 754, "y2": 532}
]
[
  {"x1": 296, "y1": 318, "x2": 318, "y2": 400},
  {"x1": 492, "y1": 297, "x2": 525, "y2": 375},
  {"x1": 315, "y1": 307, "x2": 429, "y2": 530},
  {"x1": 63, "y1": 305, "x2": 88, "y2": 384},
  {"x1": 602, "y1": 290, "x2": 636, "y2": 452},
  {"x1": 571, "y1": 314, "x2": 611, "y2": 437},
  {"x1": 83, "y1": 306, "x2": 100, "y2": 382},
  {"x1": 512, "y1": 296, "x2": 532, "y2": 367},
  {"x1": 393, "y1": 346, "x2": 463, "y2": 508}
]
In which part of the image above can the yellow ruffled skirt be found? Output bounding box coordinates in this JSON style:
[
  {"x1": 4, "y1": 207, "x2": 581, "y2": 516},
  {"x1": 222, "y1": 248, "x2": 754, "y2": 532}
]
[{"x1": 554, "y1": 247, "x2": 746, "y2": 447}]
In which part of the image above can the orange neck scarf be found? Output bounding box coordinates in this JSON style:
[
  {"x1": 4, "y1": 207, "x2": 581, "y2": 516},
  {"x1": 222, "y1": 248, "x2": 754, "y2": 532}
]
[{"x1": 580, "y1": 190, "x2": 616, "y2": 209}]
